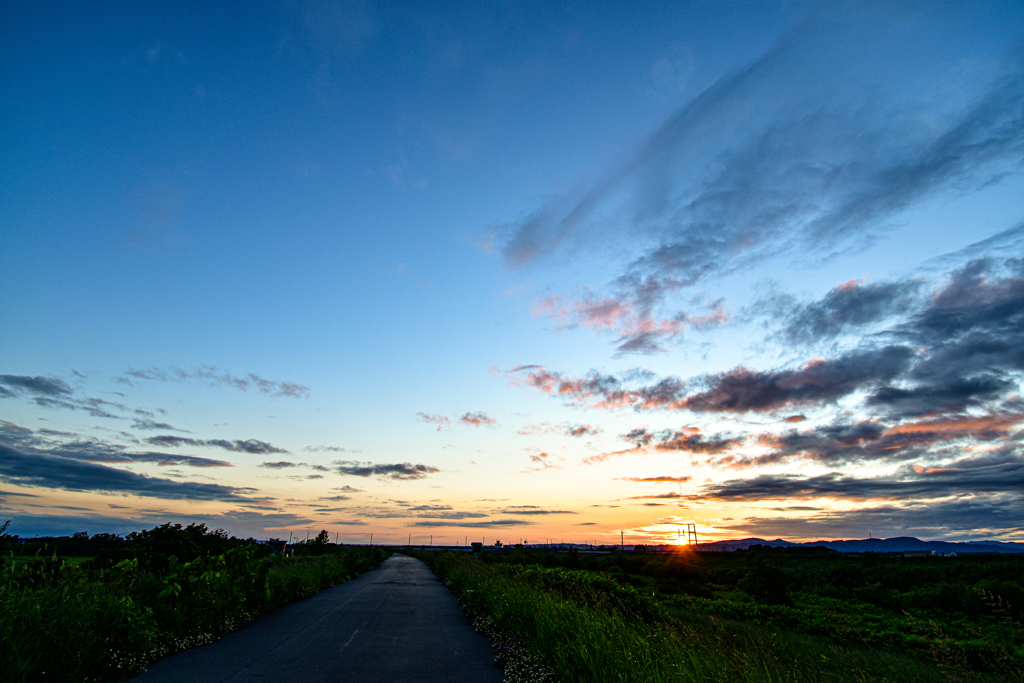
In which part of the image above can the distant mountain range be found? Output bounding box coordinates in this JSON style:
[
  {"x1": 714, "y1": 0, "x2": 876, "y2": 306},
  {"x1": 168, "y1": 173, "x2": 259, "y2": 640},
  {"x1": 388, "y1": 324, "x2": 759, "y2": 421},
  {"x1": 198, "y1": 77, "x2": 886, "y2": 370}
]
[{"x1": 694, "y1": 537, "x2": 1024, "y2": 553}]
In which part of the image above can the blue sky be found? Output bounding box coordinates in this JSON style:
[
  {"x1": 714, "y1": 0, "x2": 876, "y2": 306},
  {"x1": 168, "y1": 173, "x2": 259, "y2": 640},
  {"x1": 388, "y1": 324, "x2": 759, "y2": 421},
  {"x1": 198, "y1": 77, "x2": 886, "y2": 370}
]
[{"x1": 2, "y1": 1, "x2": 1023, "y2": 544}]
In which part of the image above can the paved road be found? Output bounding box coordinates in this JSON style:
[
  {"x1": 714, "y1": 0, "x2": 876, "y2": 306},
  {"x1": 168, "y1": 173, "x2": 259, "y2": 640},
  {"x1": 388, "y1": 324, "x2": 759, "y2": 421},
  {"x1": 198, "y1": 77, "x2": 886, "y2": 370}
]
[{"x1": 134, "y1": 554, "x2": 504, "y2": 683}]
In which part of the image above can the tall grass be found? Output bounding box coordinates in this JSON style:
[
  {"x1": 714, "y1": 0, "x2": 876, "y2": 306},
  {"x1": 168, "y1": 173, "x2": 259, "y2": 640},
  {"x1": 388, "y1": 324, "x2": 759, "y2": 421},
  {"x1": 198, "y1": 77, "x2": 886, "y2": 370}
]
[
  {"x1": 0, "y1": 546, "x2": 390, "y2": 683},
  {"x1": 425, "y1": 552, "x2": 959, "y2": 683}
]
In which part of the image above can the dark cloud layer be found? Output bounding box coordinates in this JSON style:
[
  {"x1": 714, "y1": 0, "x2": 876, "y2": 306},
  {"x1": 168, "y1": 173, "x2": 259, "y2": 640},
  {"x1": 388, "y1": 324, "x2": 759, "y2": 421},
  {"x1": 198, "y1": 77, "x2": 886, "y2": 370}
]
[
  {"x1": 682, "y1": 346, "x2": 914, "y2": 413},
  {"x1": 723, "y1": 495, "x2": 1024, "y2": 541},
  {"x1": 0, "y1": 421, "x2": 232, "y2": 468},
  {"x1": 0, "y1": 443, "x2": 255, "y2": 502},
  {"x1": 691, "y1": 453, "x2": 1024, "y2": 502}
]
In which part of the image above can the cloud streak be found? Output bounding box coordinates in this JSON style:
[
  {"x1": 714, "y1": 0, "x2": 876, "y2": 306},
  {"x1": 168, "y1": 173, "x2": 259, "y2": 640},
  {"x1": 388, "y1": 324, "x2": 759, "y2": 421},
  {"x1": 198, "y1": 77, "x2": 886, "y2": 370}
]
[
  {"x1": 334, "y1": 461, "x2": 440, "y2": 480},
  {"x1": 145, "y1": 435, "x2": 288, "y2": 454},
  {"x1": 122, "y1": 366, "x2": 310, "y2": 399}
]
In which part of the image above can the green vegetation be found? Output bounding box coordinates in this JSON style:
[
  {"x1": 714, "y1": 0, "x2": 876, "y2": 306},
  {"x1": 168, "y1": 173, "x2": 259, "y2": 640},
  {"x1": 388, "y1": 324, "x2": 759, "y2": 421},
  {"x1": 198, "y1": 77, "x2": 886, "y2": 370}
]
[
  {"x1": 418, "y1": 546, "x2": 1024, "y2": 683},
  {"x1": 0, "y1": 522, "x2": 390, "y2": 683}
]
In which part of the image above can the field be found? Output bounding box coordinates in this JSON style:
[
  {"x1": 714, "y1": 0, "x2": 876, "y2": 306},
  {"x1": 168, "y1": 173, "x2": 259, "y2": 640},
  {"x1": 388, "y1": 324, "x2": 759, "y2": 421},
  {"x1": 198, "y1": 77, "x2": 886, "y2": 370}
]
[
  {"x1": 0, "y1": 523, "x2": 391, "y2": 683},
  {"x1": 415, "y1": 546, "x2": 1024, "y2": 683}
]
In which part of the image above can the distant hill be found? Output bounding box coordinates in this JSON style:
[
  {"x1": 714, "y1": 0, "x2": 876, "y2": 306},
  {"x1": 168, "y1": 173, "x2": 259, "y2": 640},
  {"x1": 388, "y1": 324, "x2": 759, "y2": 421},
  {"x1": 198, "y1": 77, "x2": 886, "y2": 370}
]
[{"x1": 696, "y1": 536, "x2": 1024, "y2": 553}]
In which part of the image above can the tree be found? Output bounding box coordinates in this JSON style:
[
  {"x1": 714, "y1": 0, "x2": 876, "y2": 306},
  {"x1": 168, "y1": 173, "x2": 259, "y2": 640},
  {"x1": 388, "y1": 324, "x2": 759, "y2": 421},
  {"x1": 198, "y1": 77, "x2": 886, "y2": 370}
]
[{"x1": 0, "y1": 520, "x2": 12, "y2": 568}]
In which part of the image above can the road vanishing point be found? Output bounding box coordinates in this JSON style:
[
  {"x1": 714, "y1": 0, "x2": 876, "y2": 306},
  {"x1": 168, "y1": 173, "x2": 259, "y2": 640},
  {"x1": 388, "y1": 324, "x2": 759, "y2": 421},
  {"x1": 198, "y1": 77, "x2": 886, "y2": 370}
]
[{"x1": 133, "y1": 554, "x2": 504, "y2": 683}]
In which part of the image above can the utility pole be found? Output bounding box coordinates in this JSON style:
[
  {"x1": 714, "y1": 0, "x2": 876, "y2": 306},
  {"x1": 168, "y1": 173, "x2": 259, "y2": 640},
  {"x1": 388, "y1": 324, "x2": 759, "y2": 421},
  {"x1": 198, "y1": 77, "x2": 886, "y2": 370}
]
[
  {"x1": 370, "y1": 533, "x2": 373, "y2": 546},
  {"x1": 408, "y1": 533, "x2": 411, "y2": 545},
  {"x1": 620, "y1": 530, "x2": 624, "y2": 550},
  {"x1": 430, "y1": 535, "x2": 433, "y2": 546}
]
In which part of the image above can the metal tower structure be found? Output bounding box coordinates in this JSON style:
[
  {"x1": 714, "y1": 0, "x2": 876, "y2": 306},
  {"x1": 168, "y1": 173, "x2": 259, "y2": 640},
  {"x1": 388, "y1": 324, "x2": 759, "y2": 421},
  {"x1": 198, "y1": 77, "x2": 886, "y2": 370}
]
[{"x1": 678, "y1": 523, "x2": 698, "y2": 547}]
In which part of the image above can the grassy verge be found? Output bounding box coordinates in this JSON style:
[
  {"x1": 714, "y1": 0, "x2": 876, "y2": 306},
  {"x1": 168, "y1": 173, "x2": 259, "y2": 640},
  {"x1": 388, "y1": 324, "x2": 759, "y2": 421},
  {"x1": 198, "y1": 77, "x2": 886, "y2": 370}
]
[
  {"x1": 0, "y1": 545, "x2": 391, "y2": 683},
  {"x1": 420, "y1": 551, "x2": 1010, "y2": 683}
]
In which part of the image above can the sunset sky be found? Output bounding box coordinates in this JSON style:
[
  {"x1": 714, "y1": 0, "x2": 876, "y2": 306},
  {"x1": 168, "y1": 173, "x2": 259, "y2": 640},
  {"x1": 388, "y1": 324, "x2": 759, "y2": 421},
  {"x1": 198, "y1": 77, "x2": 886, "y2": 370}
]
[{"x1": 2, "y1": 1, "x2": 1023, "y2": 545}]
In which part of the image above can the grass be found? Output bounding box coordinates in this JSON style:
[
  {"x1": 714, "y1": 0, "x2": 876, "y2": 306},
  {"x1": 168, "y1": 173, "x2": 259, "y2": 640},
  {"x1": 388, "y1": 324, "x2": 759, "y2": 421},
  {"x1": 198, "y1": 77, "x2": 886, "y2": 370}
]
[
  {"x1": 0, "y1": 545, "x2": 391, "y2": 683},
  {"x1": 419, "y1": 550, "x2": 1017, "y2": 683}
]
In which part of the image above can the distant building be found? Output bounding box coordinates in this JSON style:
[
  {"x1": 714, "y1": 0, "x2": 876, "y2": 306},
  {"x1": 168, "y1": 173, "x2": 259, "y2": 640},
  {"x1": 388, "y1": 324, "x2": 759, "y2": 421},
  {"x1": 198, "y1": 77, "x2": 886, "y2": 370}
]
[{"x1": 263, "y1": 539, "x2": 287, "y2": 554}]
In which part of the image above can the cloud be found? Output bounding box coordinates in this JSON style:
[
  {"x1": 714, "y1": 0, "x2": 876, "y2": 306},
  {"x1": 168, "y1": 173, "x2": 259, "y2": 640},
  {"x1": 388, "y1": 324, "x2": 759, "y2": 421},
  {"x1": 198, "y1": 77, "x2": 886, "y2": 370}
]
[
  {"x1": 722, "y1": 495, "x2": 1024, "y2": 541},
  {"x1": 0, "y1": 509, "x2": 322, "y2": 539},
  {"x1": 627, "y1": 492, "x2": 685, "y2": 500},
  {"x1": 334, "y1": 461, "x2": 440, "y2": 480},
  {"x1": 531, "y1": 292, "x2": 713, "y2": 355},
  {"x1": 408, "y1": 518, "x2": 535, "y2": 528},
  {"x1": 458, "y1": 411, "x2": 495, "y2": 427},
  {"x1": 145, "y1": 435, "x2": 288, "y2": 454},
  {"x1": 653, "y1": 429, "x2": 741, "y2": 453},
  {"x1": 682, "y1": 346, "x2": 915, "y2": 413},
  {"x1": 15, "y1": 391, "x2": 128, "y2": 421},
  {"x1": 123, "y1": 366, "x2": 310, "y2": 399},
  {"x1": 740, "y1": 412, "x2": 1024, "y2": 469},
  {"x1": 777, "y1": 278, "x2": 922, "y2": 344},
  {"x1": 417, "y1": 413, "x2": 451, "y2": 431},
  {"x1": 690, "y1": 453, "x2": 1024, "y2": 502},
  {"x1": 304, "y1": 445, "x2": 350, "y2": 453},
  {"x1": 413, "y1": 511, "x2": 489, "y2": 520},
  {"x1": 514, "y1": 258, "x2": 1024, "y2": 465},
  {"x1": 517, "y1": 422, "x2": 601, "y2": 437},
  {"x1": 493, "y1": 507, "x2": 577, "y2": 515},
  {"x1": 507, "y1": 365, "x2": 687, "y2": 411},
  {"x1": 0, "y1": 443, "x2": 256, "y2": 502},
  {"x1": 620, "y1": 476, "x2": 691, "y2": 483},
  {"x1": 500, "y1": 6, "x2": 1024, "y2": 350},
  {"x1": 0, "y1": 422, "x2": 232, "y2": 468},
  {"x1": 132, "y1": 418, "x2": 186, "y2": 432},
  {"x1": 0, "y1": 375, "x2": 72, "y2": 397}
]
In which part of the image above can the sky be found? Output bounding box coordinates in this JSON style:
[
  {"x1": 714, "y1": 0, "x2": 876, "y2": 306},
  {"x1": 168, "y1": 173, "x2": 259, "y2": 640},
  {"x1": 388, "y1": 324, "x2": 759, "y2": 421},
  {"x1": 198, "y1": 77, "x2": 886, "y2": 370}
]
[{"x1": 2, "y1": 1, "x2": 1023, "y2": 546}]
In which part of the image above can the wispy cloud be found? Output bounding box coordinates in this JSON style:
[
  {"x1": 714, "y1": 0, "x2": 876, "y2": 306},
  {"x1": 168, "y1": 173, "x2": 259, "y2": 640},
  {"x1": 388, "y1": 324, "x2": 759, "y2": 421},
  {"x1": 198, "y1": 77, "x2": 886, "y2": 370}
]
[
  {"x1": 409, "y1": 518, "x2": 535, "y2": 527},
  {"x1": 146, "y1": 435, "x2": 288, "y2": 454},
  {"x1": 122, "y1": 366, "x2": 310, "y2": 399},
  {"x1": 334, "y1": 461, "x2": 440, "y2": 480},
  {"x1": 507, "y1": 365, "x2": 687, "y2": 411},
  {"x1": 500, "y1": 6, "x2": 1024, "y2": 352},
  {"x1": 0, "y1": 375, "x2": 72, "y2": 397},
  {"x1": 517, "y1": 422, "x2": 600, "y2": 437},
  {"x1": 458, "y1": 411, "x2": 495, "y2": 427},
  {"x1": 416, "y1": 412, "x2": 451, "y2": 431},
  {"x1": 493, "y1": 506, "x2": 577, "y2": 515}
]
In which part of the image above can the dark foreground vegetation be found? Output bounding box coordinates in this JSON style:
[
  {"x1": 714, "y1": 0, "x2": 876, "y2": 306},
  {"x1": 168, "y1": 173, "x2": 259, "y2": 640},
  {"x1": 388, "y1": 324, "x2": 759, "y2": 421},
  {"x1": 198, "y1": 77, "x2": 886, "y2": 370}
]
[
  {"x1": 417, "y1": 546, "x2": 1024, "y2": 683},
  {"x1": 0, "y1": 521, "x2": 390, "y2": 683}
]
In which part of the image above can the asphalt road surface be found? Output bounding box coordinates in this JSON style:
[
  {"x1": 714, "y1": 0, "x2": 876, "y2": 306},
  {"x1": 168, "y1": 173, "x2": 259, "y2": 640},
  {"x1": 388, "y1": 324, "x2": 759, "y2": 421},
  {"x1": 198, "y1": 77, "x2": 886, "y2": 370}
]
[{"x1": 134, "y1": 554, "x2": 504, "y2": 683}]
